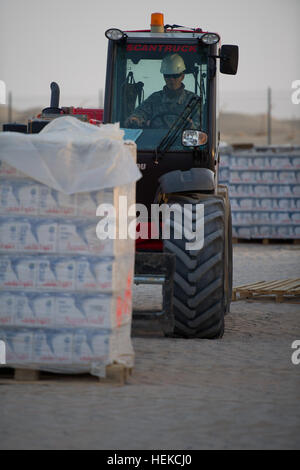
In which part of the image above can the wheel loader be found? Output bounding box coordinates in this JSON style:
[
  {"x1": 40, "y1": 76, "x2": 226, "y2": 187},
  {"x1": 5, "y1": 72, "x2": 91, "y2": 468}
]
[
  {"x1": 103, "y1": 13, "x2": 238, "y2": 338},
  {"x1": 3, "y1": 13, "x2": 238, "y2": 339}
]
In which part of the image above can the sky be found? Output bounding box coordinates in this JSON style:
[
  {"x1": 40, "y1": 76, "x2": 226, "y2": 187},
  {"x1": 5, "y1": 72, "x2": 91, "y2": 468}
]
[{"x1": 0, "y1": 0, "x2": 299, "y2": 118}]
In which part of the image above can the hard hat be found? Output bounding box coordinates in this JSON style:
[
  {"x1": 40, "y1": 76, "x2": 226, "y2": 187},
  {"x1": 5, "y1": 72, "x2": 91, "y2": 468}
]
[{"x1": 160, "y1": 54, "x2": 186, "y2": 75}]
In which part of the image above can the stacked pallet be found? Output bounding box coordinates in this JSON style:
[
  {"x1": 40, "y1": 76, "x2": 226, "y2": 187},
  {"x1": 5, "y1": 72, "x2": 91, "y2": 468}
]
[
  {"x1": 0, "y1": 119, "x2": 140, "y2": 380},
  {"x1": 232, "y1": 278, "x2": 300, "y2": 303},
  {"x1": 219, "y1": 145, "x2": 300, "y2": 240}
]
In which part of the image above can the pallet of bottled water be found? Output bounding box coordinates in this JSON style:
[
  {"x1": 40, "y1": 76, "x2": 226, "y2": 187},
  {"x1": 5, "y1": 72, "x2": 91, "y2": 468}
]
[
  {"x1": 219, "y1": 145, "x2": 300, "y2": 239},
  {"x1": 0, "y1": 133, "x2": 138, "y2": 377}
]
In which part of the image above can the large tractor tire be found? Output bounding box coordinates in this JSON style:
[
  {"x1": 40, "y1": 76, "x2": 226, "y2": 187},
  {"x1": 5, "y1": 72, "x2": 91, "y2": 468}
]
[
  {"x1": 225, "y1": 204, "x2": 233, "y2": 314},
  {"x1": 218, "y1": 184, "x2": 232, "y2": 315},
  {"x1": 164, "y1": 193, "x2": 231, "y2": 338}
]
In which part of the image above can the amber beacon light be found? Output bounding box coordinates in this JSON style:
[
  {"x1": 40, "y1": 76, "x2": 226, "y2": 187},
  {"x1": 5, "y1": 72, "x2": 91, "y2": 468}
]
[{"x1": 151, "y1": 12, "x2": 164, "y2": 33}]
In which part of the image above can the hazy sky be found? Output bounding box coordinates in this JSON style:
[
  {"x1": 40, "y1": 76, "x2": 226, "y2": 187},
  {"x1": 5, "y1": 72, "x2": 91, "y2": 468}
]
[{"x1": 0, "y1": 0, "x2": 299, "y2": 118}]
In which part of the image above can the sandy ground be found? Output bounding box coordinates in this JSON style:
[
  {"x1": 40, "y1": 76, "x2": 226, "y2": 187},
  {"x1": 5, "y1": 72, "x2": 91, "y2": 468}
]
[{"x1": 0, "y1": 244, "x2": 299, "y2": 450}]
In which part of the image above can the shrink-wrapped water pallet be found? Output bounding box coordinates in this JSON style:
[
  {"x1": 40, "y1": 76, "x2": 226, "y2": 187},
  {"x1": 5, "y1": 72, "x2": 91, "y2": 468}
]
[
  {"x1": 0, "y1": 117, "x2": 141, "y2": 377},
  {"x1": 219, "y1": 145, "x2": 300, "y2": 239}
]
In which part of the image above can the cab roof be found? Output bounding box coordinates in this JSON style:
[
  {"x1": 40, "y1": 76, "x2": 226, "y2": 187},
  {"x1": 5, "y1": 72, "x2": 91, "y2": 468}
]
[{"x1": 124, "y1": 30, "x2": 212, "y2": 41}]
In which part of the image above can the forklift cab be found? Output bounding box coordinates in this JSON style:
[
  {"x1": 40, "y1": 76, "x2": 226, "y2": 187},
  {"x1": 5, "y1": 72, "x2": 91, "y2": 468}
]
[
  {"x1": 103, "y1": 17, "x2": 238, "y2": 212},
  {"x1": 107, "y1": 41, "x2": 209, "y2": 151},
  {"x1": 103, "y1": 18, "x2": 238, "y2": 158}
]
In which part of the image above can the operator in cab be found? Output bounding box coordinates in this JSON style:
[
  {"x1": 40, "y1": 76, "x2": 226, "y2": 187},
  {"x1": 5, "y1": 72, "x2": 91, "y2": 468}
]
[{"x1": 125, "y1": 54, "x2": 199, "y2": 129}]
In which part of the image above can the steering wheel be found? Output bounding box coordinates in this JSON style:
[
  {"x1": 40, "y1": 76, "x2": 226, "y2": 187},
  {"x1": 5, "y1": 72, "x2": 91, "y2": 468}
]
[
  {"x1": 125, "y1": 113, "x2": 180, "y2": 129},
  {"x1": 148, "y1": 112, "x2": 197, "y2": 130},
  {"x1": 148, "y1": 112, "x2": 182, "y2": 129},
  {"x1": 126, "y1": 112, "x2": 196, "y2": 129}
]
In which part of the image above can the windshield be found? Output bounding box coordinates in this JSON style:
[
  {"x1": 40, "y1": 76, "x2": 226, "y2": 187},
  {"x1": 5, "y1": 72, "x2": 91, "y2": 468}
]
[{"x1": 111, "y1": 42, "x2": 209, "y2": 151}]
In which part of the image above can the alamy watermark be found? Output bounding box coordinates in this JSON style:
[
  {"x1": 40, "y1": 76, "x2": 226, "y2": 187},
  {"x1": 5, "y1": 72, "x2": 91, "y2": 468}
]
[
  {"x1": 0, "y1": 80, "x2": 6, "y2": 105},
  {"x1": 96, "y1": 198, "x2": 204, "y2": 251},
  {"x1": 0, "y1": 340, "x2": 6, "y2": 365},
  {"x1": 291, "y1": 340, "x2": 300, "y2": 365},
  {"x1": 291, "y1": 80, "x2": 300, "y2": 105}
]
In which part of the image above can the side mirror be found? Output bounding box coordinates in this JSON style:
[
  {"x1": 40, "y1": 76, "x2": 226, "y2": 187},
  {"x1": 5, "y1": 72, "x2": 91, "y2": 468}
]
[{"x1": 220, "y1": 45, "x2": 239, "y2": 75}]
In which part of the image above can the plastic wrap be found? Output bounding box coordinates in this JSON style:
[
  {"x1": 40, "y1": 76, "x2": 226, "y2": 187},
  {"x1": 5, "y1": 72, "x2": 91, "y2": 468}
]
[{"x1": 0, "y1": 116, "x2": 141, "y2": 194}]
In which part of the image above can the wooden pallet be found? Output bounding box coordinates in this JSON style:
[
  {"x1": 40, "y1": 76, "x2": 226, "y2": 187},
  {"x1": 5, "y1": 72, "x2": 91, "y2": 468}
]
[
  {"x1": 232, "y1": 238, "x2": 300, "y2": 245},
  {"x1": 0, "y1": 363, "x2": 132, "y2": 385},
  {"x1": 232, "y1": 278, "x2": 300, "y2": 303}
]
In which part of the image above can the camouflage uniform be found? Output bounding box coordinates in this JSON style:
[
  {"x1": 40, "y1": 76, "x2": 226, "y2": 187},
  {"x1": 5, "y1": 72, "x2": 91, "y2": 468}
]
[{"x1": 127, "y1": 84, "x2": 200, "y2": 129}]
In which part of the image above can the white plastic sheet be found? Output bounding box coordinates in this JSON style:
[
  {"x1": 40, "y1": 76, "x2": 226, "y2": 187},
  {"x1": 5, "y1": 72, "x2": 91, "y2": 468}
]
[{"x1": 0, "y1": 116, "x2": 141, "y2": 194}]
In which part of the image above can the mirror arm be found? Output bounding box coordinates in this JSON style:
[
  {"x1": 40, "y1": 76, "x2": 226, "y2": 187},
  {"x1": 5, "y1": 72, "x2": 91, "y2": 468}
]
[{"x1": 209, "y1": 54, "x2": 229, "y2": 61}]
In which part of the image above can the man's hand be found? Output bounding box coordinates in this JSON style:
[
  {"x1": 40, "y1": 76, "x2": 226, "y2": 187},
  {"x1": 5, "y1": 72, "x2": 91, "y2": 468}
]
[{"x1": 125, "y1": 116, "x2": 144, "y2": 128}]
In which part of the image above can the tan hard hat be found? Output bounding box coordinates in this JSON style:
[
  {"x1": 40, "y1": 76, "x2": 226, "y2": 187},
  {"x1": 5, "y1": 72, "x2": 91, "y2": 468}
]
[{"x1": 160, "y1": 54, "x2": 186, "y2": 74}]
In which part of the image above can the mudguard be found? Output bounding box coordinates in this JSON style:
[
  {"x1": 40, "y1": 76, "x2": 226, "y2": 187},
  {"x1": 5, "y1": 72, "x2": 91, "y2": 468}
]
[{"x1": 158, "y1": 168, "x2": 215, "y2": 194}]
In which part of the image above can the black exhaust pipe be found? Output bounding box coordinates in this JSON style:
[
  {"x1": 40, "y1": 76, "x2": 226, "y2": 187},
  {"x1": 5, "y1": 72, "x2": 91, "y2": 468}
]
[
  {"x1": 42, "y1": 81, "x2": 61, "y2": 114},
  {"x1": 50, "y1": 82, "x2": 60, "y2": 108}
]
